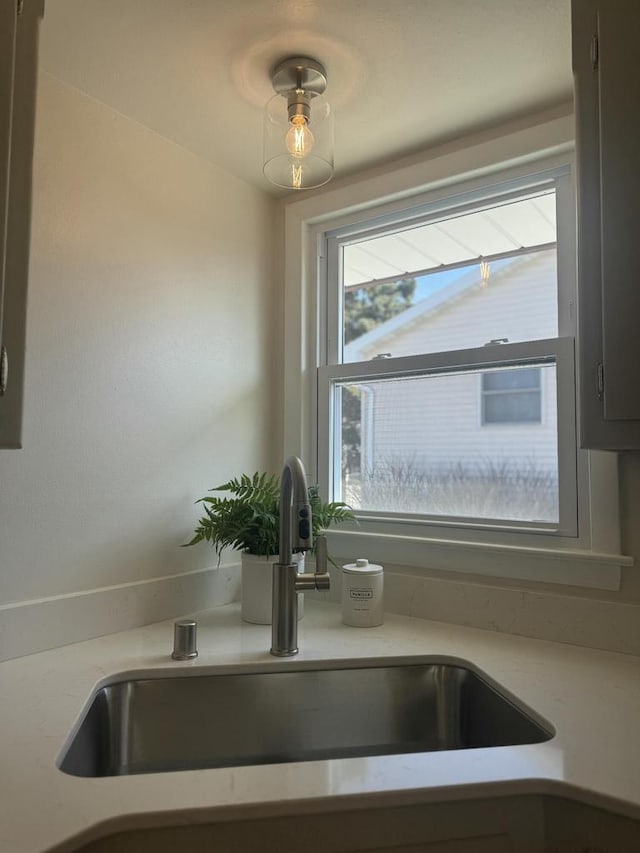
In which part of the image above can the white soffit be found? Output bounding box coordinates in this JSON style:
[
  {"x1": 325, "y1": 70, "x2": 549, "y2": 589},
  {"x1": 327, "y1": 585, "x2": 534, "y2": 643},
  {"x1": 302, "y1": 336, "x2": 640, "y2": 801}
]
[{"x1": 343, "y1": 191, "x2": 557, "y2": 289}]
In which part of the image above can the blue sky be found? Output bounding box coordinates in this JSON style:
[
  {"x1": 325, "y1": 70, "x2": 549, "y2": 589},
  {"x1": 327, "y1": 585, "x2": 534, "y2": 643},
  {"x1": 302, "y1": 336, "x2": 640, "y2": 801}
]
[
  {"x1": 413, "y1": 256, "x2": 516, "y2": 303},
  {"x1": 414, "y1": 266, "x2": 469, "y2": 302}
]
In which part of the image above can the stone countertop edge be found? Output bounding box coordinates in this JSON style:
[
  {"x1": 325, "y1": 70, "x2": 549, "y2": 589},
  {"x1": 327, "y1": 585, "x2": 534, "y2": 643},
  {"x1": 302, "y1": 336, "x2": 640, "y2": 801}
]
[{"x1": 1, "y1": 601, "x2": 639, "y2": 853}]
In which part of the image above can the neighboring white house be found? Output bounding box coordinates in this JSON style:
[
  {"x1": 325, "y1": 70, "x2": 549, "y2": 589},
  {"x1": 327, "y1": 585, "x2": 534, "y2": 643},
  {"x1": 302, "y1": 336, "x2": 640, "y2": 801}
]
[{"x1": 342, "y1": 251, "x2": 559, "y2": 520}]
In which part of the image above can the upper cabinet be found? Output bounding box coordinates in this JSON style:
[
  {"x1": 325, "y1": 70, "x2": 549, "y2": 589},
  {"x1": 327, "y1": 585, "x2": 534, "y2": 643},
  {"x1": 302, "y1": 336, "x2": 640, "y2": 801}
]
[
  {"x1": 572, "y1": 0, "x2": 640, "y2": 449},
  {"x1": 0, "y1": 0, "x2": 42, "y2": 448}
]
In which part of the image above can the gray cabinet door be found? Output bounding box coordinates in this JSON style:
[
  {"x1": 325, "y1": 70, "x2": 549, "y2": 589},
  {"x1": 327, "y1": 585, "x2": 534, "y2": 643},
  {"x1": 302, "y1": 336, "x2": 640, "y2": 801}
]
[
  {"x1": 0, "y1": 0, "x2": 42, "y2": 447},
  {"x1": 0, "y1": 0, "x2": 17, "y2": 349},
  {"x1": 573, "y1": 0, "x2": 640, "y2": 449}
]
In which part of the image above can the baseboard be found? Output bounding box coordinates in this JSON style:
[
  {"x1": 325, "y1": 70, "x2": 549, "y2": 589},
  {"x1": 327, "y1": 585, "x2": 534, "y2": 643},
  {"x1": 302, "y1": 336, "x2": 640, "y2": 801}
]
[
  {"x1": 381, "y1": 568, "x2": 640, "y2": 656},
  {"x1": 0, "y1": 564, "x2": 241, "y2": 662},
  {"x1": 310, "y1": 563, "x2": 640, "y2": 656}
]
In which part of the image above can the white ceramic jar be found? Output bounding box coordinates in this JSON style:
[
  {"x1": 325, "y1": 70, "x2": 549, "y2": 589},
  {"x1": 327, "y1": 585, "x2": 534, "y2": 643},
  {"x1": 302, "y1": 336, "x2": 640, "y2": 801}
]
[{"x1": 341, "y1": 558, "x2": 384, "y2": 627}]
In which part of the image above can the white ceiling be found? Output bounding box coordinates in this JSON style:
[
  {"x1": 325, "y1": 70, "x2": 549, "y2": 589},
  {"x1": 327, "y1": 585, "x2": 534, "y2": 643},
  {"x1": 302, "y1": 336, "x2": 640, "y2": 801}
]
[{"x1": 38, "y1": 0, "x2": 573, "y2": 196}]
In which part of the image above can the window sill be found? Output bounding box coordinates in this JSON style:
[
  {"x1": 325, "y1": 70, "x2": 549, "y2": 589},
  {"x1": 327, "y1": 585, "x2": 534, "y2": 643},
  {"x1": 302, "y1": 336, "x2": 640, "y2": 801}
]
[{"x1": 326, "y1": 528, "x2": 632, "y2": 591}]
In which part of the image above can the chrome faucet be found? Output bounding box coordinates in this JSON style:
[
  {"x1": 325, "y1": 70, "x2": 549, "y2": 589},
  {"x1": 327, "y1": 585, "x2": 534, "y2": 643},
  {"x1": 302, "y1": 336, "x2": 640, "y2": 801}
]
[{"x1": 271, "y1": 456, "x2": 330, "y2": 656}]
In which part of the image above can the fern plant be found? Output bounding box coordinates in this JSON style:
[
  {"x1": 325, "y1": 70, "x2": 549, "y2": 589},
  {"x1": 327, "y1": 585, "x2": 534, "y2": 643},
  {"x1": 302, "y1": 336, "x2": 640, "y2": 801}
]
[{"x1": 185, "y1": 472, "x2": 354, "y2": 559}]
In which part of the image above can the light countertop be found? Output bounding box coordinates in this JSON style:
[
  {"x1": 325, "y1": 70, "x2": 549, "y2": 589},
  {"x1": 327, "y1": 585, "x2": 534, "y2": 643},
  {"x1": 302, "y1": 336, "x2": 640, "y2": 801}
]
[{"x1": 1, "y1": 601, "x2": 639, "y2": 852}]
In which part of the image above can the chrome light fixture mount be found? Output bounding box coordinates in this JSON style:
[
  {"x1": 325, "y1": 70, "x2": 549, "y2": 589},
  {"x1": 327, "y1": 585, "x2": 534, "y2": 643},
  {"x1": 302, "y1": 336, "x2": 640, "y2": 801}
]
[{"x1": 263, "y1": 56, "x2": 334, "y2": 191}]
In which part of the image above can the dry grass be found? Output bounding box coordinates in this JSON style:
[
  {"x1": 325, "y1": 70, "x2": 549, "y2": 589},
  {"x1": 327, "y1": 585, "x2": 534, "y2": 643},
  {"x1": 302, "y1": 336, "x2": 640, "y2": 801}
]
[{"x1": 344, "y1": 458, "x2": 558, "y2": 523}]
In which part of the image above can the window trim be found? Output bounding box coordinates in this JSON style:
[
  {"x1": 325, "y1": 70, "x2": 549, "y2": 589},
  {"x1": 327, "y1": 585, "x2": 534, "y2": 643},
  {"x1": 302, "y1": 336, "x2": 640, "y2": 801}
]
[{"x1": 282, "y1": 116, "x2": 628, "y2": 591}]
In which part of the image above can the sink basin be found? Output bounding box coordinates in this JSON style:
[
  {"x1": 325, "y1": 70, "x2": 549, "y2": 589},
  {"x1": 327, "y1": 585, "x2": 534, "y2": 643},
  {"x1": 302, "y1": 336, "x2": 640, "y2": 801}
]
[{"x1": 59, "y1": 658, "x2": 552, "y2": 777}]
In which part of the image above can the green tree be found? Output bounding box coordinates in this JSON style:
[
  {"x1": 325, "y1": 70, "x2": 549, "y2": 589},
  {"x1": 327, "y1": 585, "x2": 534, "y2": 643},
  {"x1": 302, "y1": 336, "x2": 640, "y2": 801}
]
[
  {"x1": 344, "y1": 277, "x2": 416, "y2": 344},
  {"x1": 342, "y1": 278, "x2": 416, "y2": 476}
]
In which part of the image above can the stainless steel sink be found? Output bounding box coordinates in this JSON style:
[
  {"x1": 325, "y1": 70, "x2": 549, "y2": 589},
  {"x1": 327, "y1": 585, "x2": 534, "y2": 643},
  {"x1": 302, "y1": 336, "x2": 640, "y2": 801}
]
[{"x1": 59, "y1": 659, "x2": 553, "y2": 777}]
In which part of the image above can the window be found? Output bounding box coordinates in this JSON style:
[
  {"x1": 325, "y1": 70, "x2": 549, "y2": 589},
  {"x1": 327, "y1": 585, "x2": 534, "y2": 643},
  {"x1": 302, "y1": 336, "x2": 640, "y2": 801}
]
[
  {"x1": 283, "y1": 139, "x2": 625, "y2": 589},
  {"x1": 481, "y1": 367, "x2": 542, "y2": 425},
  {"x1": 319, "y1": 169, "x2": 577, "y2": 535}
]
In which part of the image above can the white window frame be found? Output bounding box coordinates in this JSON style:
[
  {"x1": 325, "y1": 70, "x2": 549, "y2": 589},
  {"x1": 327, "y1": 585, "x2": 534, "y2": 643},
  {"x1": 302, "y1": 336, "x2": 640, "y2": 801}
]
[
  {"x1": 281, "y1": 116, "x2": 629, "y2": 591},
  {"x1": 321, "y1": 169, "x2": 571, "y2": 529}
]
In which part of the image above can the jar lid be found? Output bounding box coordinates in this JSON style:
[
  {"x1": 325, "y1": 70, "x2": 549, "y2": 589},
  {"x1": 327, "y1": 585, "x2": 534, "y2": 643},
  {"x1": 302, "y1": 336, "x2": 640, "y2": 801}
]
[{"x1": 342, "y1": 558, "x2": 383, "y2": 575}]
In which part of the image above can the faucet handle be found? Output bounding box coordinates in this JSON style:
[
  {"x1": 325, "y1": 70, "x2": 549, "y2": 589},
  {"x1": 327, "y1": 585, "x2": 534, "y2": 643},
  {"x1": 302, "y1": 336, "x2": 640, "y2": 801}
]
[
  {"x1": 314, "y1": 535, "x2": 331, "y2": 591},
  {"x1": 315, "y1": 534, "x2": 328, "y2": 570}
]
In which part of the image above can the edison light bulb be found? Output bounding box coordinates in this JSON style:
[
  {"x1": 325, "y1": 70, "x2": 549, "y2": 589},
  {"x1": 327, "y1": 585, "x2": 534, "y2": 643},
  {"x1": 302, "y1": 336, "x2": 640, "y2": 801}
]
[{"x1": 285, "y1": 117, "x2": 315, "y2": 159}]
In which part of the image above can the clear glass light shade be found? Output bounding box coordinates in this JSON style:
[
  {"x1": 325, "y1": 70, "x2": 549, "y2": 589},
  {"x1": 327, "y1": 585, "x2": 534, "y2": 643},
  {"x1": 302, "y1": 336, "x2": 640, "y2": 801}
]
[{"x1": 263, "y1": 93, "x2": 334, "y2": 190}]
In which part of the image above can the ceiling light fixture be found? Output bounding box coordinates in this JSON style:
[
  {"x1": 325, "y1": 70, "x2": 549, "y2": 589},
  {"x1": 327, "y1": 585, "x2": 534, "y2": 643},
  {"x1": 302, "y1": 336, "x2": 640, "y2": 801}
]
[{"x1": 263, "y1": 56, "x2": 334, "y2": 191}]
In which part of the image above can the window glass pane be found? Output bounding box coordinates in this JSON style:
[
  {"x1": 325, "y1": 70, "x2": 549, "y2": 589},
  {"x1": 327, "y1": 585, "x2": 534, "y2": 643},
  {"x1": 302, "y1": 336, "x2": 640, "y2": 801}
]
[
  {"x1": 483, "y1": 366, "x2": 540, "y2": 392},
  {"x1": 337, "y1": 363, "x2": 558, "y2": 523},
  {"x1": 342, "y1": 191, "x2": 558, "y2": 363},
  {"x1": 482, "y1": 366, "x2": 542, "y2": 424},
  {"x1": 483, "y1": 390, "x2": 541, "y2": 424}
]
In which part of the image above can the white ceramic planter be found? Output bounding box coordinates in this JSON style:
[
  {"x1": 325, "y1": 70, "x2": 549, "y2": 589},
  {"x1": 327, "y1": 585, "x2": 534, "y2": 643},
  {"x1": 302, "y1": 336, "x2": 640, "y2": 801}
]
[{"x1": 240, "y1": 552, "x2": 305, "y2": 624}]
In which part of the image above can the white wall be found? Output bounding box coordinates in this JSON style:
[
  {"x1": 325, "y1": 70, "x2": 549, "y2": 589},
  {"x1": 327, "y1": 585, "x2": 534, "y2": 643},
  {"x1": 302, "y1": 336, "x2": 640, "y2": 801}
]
[{"x1": 0, "y1": 73, "x2": 279, "y2": 655}]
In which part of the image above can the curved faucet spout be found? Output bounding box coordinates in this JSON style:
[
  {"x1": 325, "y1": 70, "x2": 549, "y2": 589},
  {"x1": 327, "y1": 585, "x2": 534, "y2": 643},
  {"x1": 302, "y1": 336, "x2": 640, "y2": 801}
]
[{"x1": 279, "y1": 456, "x2": 312, "y2": 564}]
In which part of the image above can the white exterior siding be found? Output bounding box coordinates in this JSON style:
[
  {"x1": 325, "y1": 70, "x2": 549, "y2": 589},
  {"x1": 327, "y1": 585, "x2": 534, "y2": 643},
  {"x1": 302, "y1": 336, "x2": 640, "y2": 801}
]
[
  {"x1": 358, "y1": 366, "x2": 557, "y2": 474},
  {"x1": 349, "y1": 252, "x2": 557, "y2": 359}
]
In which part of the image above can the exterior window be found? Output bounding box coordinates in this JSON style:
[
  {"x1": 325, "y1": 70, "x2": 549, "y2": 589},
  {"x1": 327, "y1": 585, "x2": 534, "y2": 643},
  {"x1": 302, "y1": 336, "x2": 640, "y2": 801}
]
[
  {"x1": 481, "y1": 367, "x2": 542, "y2": 425},
  {"x1": 319, "y1": 168, "x2": 578, "y2": 536}
]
